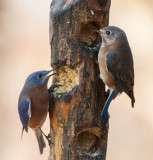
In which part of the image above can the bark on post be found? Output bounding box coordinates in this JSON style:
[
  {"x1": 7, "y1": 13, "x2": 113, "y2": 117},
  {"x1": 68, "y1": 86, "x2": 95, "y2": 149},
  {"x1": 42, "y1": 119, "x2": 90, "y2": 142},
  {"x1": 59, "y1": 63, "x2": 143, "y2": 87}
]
[{"x1": 49, "y1": 0, "x2": 111, "y2": 159}]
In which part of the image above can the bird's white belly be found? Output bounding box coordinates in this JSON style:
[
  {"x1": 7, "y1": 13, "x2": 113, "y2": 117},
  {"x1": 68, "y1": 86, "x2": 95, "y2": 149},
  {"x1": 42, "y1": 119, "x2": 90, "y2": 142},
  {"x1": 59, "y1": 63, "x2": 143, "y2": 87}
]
[
  {"x1": 99, "y1": 69, "x2": 116, "y2": 90},
  {"x1": 100, "y1": 73, "x2": 105, "y2": 82}
]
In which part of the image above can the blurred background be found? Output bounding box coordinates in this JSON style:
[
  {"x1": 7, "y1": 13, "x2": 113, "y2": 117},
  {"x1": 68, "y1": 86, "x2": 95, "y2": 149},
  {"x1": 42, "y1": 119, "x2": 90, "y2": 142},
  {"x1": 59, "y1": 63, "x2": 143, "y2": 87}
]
[{"x1": 0, "y1": 0, "x2": 153, "y2": 160}]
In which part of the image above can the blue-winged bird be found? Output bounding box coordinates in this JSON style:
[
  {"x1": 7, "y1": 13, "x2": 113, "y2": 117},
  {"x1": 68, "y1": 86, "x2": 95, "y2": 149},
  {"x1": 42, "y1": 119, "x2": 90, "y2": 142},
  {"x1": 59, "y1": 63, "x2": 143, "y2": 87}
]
[
  {"x1": 94, "y1": 26, "x2": 135, "y2": 122},
  {"x1": 18, "y1": 70, "x2": 55, "y2": 154}
]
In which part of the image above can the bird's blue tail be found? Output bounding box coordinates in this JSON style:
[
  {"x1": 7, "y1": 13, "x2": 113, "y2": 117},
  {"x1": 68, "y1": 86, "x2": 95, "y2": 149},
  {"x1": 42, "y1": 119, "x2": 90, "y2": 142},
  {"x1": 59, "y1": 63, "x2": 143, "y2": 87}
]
[{"x1": 101, "y1": 90, "x2": 114, "y2": 122}]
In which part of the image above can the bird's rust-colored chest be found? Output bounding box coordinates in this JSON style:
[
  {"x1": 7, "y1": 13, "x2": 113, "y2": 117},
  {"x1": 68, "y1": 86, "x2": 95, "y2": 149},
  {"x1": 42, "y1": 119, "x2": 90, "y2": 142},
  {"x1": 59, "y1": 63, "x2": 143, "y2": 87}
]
[
  {"x1": 98, "y1": 47, "x2": 116, "y2": 90},
  {"x1": 28, "y1": 87, "x2": 49, "y2": 129}
]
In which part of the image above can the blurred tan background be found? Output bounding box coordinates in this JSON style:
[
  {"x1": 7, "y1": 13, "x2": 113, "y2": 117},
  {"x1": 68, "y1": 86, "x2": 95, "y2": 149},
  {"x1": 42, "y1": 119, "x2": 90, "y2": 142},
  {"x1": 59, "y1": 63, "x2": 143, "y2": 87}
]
[{"x1": 0, "y1": 0, "x2": 153, "y2": 160}]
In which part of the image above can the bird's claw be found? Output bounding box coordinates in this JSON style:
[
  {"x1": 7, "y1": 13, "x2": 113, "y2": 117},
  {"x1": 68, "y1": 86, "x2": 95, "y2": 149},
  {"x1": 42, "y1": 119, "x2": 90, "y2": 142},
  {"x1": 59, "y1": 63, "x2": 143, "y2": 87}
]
[
  {"x1": 40, "y1": 128, "x2": 53, "y2": 146},
  {"x1": 48, "y1": 84, "x2": 61, "y2": 92},
  {"x1": 105, "y1": 89, "x2": 110, "y2": 99}
]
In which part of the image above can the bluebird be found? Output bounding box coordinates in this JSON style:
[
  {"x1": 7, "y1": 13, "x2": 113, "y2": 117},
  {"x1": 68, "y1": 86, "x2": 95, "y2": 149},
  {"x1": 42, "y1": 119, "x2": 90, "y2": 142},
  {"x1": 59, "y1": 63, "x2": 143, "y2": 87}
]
[
  {"x1": 94, "y1": 26, "x2": 135, "y2": 122},
  {"x1": 18, "y1": 70, "x2": 55, "y2": 154}
]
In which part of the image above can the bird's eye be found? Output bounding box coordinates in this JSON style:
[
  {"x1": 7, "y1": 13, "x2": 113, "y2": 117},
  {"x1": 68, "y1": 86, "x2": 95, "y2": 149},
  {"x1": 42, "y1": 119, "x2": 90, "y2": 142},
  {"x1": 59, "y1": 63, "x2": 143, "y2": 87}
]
[
  {"x1": 106, "y1": 30, "x2": 111, "y2": 35},
  {"x1": 37, "y1": 74, "x2": 43, "y2": 79}
]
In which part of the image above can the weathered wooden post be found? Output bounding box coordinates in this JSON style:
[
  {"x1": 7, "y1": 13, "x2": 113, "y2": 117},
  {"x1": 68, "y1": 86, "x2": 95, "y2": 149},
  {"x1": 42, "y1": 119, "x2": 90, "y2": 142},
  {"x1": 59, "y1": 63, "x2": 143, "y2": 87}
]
[{"x1": 49, "y1": 0, "x2": 111, "y2": 159}]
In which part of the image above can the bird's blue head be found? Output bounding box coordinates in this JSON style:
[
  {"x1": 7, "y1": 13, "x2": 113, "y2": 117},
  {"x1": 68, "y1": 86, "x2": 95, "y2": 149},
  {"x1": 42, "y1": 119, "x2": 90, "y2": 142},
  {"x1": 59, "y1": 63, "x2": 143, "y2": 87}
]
[{"x1": 24, "y1": 70, "x2": 55, "y2": 89}]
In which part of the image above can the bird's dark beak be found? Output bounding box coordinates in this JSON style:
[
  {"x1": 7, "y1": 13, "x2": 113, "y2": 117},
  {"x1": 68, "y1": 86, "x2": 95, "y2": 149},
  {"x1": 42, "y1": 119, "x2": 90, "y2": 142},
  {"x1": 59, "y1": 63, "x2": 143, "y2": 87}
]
[
  {"x1": 93, "y1": 30, "x2": 100, "y2": 33},
  {"x1": 45, "y1": 69, "x2": 56, "y2": 78}
]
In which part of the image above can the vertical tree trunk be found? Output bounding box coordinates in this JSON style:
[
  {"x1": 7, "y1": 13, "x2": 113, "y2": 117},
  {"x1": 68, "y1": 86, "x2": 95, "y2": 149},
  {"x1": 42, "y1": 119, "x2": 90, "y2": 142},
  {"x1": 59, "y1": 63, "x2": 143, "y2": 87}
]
[{"x1": 49, "y1": 0, "x2": 111, "y2": 159}]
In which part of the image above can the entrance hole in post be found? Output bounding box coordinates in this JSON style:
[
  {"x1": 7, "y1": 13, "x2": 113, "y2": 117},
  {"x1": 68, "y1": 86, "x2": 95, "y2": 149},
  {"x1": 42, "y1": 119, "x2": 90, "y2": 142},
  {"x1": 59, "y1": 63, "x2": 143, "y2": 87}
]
[
  {"x1": 79, "y1": 22, "x2": 101, "y2": 48},
  {"x1": 76, "y1": 127, "x2": 102, "y2": 155}
]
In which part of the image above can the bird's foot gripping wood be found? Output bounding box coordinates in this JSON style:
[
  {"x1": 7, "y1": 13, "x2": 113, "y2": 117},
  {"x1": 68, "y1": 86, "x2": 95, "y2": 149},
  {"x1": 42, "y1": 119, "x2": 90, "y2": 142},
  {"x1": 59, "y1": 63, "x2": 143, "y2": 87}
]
[
  {"x1": 49, "y1": 84, "x2": 61, "y2": 93},
  {"x1": 39, "y1": 128, "x2": 53, "y2": 146},
  {"x1": 105, "y1": 89, "x2": 110, "y2": 99}
]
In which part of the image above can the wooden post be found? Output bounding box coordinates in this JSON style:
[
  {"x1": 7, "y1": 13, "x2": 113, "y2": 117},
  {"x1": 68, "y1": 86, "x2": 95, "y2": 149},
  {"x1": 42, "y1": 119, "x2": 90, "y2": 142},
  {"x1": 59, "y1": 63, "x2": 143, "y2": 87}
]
[{"x1": 49, "y1": 0, "x2": 111, "y2": 159}]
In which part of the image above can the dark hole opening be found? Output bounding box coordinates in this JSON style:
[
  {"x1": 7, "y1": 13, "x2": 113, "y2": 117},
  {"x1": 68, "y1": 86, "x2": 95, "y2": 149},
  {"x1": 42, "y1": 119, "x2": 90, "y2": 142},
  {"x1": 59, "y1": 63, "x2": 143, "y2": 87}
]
[
  {"x1": 79, "y1": 23, "x2": 101, "y2": 48},
  {"x1": 77, "y1": 131, "x2": 100, "y2": 153}
]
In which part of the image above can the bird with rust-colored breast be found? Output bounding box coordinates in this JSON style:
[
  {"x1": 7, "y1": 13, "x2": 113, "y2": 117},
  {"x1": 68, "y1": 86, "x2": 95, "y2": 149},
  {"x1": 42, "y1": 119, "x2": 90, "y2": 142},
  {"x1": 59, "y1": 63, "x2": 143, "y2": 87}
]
[
  {"x1": 94, "y1": 26, "x2": 135, "y2": 122},
  {"x1": 18, "y1": 69, "x2": 55, "y2": 154}
]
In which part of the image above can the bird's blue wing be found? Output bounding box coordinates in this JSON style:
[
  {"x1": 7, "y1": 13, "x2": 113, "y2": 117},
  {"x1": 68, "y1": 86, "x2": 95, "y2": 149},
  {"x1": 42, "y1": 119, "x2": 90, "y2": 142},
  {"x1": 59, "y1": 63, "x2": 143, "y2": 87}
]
[
  {"x1": 18, "y1": 97, "x2": 31, "y2": 132},
  {"x1": 106, "y1": 51, "x2": 135, "y2": 106},
  {"x1": 106, "y1": 51, "x2": 124, "y2": 81}
]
